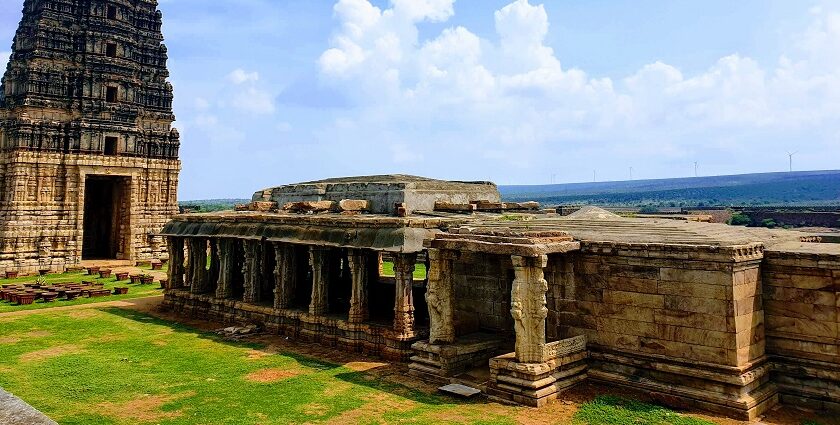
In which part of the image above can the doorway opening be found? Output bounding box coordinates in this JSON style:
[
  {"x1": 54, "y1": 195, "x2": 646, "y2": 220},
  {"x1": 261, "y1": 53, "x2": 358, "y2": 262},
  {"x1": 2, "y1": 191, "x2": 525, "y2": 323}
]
[{"x1": 82, "y1": 175, "x2": 129, "y2": 260}]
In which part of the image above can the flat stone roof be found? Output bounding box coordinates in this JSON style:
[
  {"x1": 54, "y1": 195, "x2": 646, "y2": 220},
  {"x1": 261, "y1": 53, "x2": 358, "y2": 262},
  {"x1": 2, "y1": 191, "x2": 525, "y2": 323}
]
[{"x1": 252, "y1": 174, "x2": 500, "y2": 215}]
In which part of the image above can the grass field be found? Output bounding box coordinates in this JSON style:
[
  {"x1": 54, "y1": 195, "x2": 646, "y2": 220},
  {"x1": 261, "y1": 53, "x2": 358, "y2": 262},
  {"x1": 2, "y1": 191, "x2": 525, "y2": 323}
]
[
  {"x1": 0, "y1": 270, "x2": 164, "y2": 313},
  {"x1": 380, "y1": 261, "x2": 428, "y2": 280},
  {"x1": 0, "y1": 306, "x2": 740, "y2": 425}
]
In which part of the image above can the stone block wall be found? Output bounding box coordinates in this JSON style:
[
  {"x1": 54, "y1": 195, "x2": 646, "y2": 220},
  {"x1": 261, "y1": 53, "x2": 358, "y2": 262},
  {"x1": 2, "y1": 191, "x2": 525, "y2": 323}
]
[
  {"x1": 555, "y1": 242, "x2": 775, "y2": 419},
  {"x1": 763, "y1": 248, "x2": 840, "y2": 411},
  {"x1": 453, "y1": 251, "x2": 514, "y2": 337},
  {"x1": 0, "y1": 151, "x2": 179, "y2": 272}
]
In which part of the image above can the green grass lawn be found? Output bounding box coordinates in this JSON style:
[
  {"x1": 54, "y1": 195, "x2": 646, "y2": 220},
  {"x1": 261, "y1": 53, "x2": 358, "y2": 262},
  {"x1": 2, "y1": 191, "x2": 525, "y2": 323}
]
[
  {"x1": 0, "y1": 306, "x2": 747, "y2": 425},
  {"x1": 0, "y1": 271, "x2": 163, "y2": 313},
  {"x1": 380, "y1": 261, "x2": 428, "y2": 280}
]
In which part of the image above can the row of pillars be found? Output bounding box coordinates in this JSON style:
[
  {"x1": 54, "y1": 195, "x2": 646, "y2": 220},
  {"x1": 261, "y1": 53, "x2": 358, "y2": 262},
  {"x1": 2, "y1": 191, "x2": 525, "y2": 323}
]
[
  {"x1": 427, "y1": 249, "x2": 550, "y2": 364},
  {"x1": 166, "y1": 237, "x2": 420, "y2": 335}
]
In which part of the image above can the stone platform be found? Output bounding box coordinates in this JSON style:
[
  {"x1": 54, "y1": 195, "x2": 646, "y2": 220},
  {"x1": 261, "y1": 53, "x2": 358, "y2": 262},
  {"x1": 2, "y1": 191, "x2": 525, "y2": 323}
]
[
  {"x1": 164, "y1": 290, "x2": 427, "y2": 361},
  {"x1": 487, "y1": 336, "x2": 589, "y2": 407},
  {"x1": 409, "y1": 333, "x2": 506, "y2": 384}
]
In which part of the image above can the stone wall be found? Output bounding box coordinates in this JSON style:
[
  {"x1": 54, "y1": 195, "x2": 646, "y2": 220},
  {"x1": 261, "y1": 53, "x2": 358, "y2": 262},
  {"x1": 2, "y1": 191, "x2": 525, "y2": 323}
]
[
  {"x1": 554, "y1": 242, "x2": 775, "y2": 419},
  {"x1": 763, "y1": 247, "x2": 840, "y2": 411},
  {"x1": 452, "y1": 251, "x2": 514, "y2": 337},
  {"x1": 0, "y1": 151, "x2": 179, "y2": 272}
]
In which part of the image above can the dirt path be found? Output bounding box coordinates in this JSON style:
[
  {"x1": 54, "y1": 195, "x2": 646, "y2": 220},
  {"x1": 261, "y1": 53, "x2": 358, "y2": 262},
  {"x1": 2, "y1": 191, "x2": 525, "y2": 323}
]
[{"x1": 0, "y1": 295, "x2": 163, "y2": 318}]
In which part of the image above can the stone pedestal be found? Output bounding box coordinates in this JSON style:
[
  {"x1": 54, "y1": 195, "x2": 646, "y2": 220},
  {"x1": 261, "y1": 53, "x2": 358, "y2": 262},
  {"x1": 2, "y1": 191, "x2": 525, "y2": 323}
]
[
  {"x1": 409, "y1": 333, "x2": 505, "y2": 384},
  {"x1": 488, "y1": 336, "x2": 589, "y2": 407}
]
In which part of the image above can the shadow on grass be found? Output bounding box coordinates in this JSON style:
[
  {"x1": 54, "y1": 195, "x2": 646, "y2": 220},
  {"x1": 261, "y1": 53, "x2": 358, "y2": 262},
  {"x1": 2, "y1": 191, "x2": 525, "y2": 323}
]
[{"x1": 98, "y1": 306, "x2": 482, "y2": 408}]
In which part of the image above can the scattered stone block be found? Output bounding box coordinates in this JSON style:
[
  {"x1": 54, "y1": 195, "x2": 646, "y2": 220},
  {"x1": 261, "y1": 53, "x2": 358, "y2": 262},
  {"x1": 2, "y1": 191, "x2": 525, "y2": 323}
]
[
  {"x1": 439, "y1": 384, "x2": 482, "y2": 399},
  {"x1": 338, "y1": 199, "x2": 370, "y2": 212},
  {"x1": 282, "y1": 201, "x2": 336, "y2": 213}
]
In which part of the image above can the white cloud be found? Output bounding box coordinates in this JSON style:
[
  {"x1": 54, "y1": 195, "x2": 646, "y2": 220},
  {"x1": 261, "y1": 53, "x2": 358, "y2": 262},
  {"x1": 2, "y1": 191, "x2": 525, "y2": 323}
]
[
  {"x1": 232, "y1": 86, "x2": 276, "y2": 114},
  {"x1": 0, "y1": 51, "x2": 9, "y2": 68},
  {"x1": 227, "y1": 68, "x2": 260, "y2": 84},
  {"x1": 314, "y1": 0, "x2": 840, "y2": 179}
]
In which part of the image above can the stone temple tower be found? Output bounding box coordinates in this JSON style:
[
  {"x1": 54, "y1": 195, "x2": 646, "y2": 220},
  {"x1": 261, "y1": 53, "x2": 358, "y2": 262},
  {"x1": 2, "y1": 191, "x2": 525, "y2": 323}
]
[{"x1": 0, "y1": 0, "x2": 181, "y2": 272}]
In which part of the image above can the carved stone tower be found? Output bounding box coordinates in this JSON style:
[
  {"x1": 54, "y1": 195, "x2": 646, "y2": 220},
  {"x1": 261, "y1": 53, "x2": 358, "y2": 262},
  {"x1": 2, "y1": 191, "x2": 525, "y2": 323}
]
[{"x1": 0, "y1": 0, "x2": 181, "y2": 272}]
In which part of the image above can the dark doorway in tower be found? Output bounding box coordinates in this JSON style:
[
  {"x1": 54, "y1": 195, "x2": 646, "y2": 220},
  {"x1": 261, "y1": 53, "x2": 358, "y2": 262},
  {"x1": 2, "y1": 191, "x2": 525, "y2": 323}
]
[{"x1": 82, "y1": 176, "x2": 128, "y2": 259}]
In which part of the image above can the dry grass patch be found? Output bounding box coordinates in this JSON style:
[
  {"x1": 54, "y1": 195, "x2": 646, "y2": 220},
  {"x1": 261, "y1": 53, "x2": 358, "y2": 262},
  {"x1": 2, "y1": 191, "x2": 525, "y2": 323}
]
[
  {"x1": 245, "y1": 368, "x2": 303, "y2": 383},
  {"x1": 0, "y1": 336, "x2": 21, "y2": 344},
  {"x1": 329, "y1": 393, "x2": 418, "y2": 425},
  {"x1": 19, "y1": 344, "x2": 84, "y2": 362},
  {"x1": 96, "y1": 391, "x2": 194, "y2": 422}
]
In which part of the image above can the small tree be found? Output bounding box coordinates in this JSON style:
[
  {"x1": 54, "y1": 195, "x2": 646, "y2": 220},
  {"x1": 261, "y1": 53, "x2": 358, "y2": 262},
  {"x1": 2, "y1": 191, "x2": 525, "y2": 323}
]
[
  {"x1": 728, "y1": 213, "x2": 751, "y2": 226},
  {"x1": 761, "y1": 218, "x2": 778, "y2": 229}
]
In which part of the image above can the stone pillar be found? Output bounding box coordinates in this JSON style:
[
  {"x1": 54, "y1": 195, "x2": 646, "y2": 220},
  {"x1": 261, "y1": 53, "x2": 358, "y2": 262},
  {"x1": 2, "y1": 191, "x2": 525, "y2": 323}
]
[
  {"x1": 510, "y1": 255, "x2": 549, "y2": 363},
  {"x1": 426, "y1": 249, "x2": 455, "y2": 344},
  {"x1": 207, "y1": 239, "x2": 220, "y2": 293},
  {"x1": 187, "y1": 238, "x2": 208, "y2": 294},
  {"x1": 215, "y1": 238, "x2": 237, "y2": 299},
  {"x1": 166, "y1": 236, "x2": 185, "y2": 289},
  {"x1": 309, "y1": 247, "x2": 332, "y2": 315},
  {"x1": 348, "y1": 249, "x2": 369, "y2": 323},
  {"x1": 273, "y1": 242, "x2": 297, "y2": 309},
  {"x1": 242, "y1": 240, "x2": 263, "y2": 303},
  {"x1": 393, "y1": 253, "x2": 417, "y2": 334}
]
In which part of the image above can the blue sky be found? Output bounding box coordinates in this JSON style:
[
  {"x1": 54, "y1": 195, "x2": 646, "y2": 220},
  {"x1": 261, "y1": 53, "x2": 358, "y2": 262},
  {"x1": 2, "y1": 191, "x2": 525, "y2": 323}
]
[{"x1": 2, "y1": 0, "x2": 839, "y2": 200}]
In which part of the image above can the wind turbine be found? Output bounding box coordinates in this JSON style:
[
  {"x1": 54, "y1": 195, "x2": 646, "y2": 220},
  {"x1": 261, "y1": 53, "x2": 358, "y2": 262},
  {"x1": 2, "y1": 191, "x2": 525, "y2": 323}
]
[{"x1": 787, "y1": 151, "x2": 798, "y2": 172}]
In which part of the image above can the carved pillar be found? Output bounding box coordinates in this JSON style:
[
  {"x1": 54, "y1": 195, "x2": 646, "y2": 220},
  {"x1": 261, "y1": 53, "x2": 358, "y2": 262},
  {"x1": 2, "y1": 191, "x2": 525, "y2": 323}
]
[
  {"x1": 166, "y1": 236, "x2": 185, "y2": 289},
  {"x1": 426, "y1": 249, "x2": 455, "y2": 344},
  {"x1": 393, "y1": 253, "x2": 417, "y2": 334},
  {"x1": 309, "y1": 246, "x2": 330, "y2": 315},
  {"x1": 187, "y1": 238, "x2": 208, "y2": 294},
  {"x1": 348, "y1": 249, "x2": 369, "y2": 323},
  {"x1": 242, "y1": 240, "x2": 263, "y2": 303},
  {"x1": 215, "y1": 238, "x2": 236, "y2": 299},
  {"x1": 273, "y1": 242, "x2": 297, "y2": 309},
  {"x1": 511, "y1": 255, "x2": 549, "y2": 363},
  {"x1": 208, "y1": 239, "x2": 220, "y2": 293}
]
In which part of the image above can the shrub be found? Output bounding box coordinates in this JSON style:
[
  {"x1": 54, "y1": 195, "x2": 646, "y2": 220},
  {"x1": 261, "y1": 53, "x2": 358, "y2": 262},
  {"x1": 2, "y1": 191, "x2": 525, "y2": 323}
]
[{"x1": 728, "y1": 213, "x2": 751, "y2": 226}]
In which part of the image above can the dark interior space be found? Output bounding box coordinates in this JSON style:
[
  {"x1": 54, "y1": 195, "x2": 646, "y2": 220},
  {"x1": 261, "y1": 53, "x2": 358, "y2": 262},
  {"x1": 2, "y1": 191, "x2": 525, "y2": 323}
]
[
  {"x1": 104, "y1": 136, "x2": 118, "y2": 155},
  {"x1": 230, "y1": 243, "x2": 245, "y2": 300},
  {"x1": 328, "y1": 250, "x2": 352, "y2": 315},
  {"x1": 260, "y1": 242, "x2": 276, "y2": 303},
  {"x1": 291, "y1": 245, "x2": 313, "y2": 309},
  {"x1": 82, "y1": 175, "x2": 124, "y2": 260}
]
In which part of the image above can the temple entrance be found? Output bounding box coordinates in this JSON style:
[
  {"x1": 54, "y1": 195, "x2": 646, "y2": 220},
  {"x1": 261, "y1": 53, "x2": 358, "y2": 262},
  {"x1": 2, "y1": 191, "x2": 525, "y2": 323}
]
[{"x1": 82, "y1": 175, "x2": 128, "y2": 260}]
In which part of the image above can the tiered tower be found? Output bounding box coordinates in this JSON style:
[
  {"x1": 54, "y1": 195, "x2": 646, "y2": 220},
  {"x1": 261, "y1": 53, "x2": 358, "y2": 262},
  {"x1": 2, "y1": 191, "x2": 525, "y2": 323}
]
[{"x1": 0, "y1": 0, "x2": 181, "y2": 272}]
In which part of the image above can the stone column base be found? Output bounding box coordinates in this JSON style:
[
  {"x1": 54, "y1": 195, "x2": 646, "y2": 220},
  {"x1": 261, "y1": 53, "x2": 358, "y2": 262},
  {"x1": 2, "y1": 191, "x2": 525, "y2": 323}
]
[
  {"x1": 487, "y1": 337, "x2": 589, "y2": 407},
  {"x1": 589, "y1": 349, "x2": 778, "y2": 420},
  {"x1": 409, "y1": 333, "x2": 506, "y2": 384}
]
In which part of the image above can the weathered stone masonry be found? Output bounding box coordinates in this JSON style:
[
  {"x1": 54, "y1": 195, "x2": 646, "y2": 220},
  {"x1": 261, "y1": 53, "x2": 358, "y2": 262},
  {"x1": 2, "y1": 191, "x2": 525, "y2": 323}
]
[
  {"x1": 162, "y1": 177, "x2": 840, "y2": 420},
  {"x1": 0, "y1": 0, "x2": 180, "y2": 272}
]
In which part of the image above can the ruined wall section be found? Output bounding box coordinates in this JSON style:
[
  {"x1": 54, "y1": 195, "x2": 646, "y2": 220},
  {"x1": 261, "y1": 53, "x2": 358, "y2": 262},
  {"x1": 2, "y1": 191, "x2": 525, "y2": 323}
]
[{"x1": 763, "y1": 246, "x2": 840, "y2": 411}]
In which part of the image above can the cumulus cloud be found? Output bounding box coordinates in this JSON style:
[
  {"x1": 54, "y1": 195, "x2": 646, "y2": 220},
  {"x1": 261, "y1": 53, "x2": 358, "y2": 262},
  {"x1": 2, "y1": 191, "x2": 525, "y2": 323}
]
[{"x1": 315, "y1": 0, "x2": 840, "y2": 180}]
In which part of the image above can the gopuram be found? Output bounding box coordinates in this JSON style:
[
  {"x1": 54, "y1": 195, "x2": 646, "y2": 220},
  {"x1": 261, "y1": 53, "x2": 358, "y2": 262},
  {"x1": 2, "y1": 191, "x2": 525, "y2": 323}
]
[
  {"x1": 0, "y1": 0, "x2": 181, "y2": 273},
  {"x1": 162, "y1": 175, "x2": 840, "y2": 420}
]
